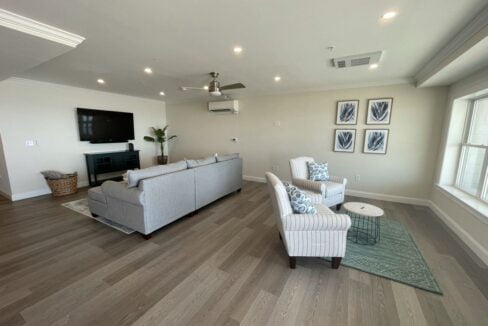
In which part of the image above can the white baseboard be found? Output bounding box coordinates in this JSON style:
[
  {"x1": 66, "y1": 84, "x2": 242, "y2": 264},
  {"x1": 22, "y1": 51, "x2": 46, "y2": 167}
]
[
  {"x1": 243, "y1": 175, "x2": 266, "y2": 183},
  {"x1": 11, "y1": 188, "x2": 52, "y2": 201},
  {"x1": 345, "y1": 189, "x2": 430, "y2": 206},
  {"x1": 428, "y1": 201, "x2": 488, "y2": 266},
  {"x1": 11, "y1": 180, "x2": 89, "y2": 201}
]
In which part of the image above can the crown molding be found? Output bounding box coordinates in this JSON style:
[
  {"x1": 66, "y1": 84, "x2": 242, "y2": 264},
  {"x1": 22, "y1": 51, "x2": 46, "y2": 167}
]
[
  {"x1": 0, "y1": 9, "x2": 85, "y2": 48},
  {"x1": 415, "y1": 4, "x2": 488, "y2": 87}
]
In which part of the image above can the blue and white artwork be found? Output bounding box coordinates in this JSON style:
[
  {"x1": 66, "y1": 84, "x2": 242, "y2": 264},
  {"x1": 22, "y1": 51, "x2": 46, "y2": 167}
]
[
  {"x1": 364, "y1": 129, "x2": 389, "y2": 154},
  {"x1": 334, "y1": 129, "x2": 356, "y2": 153},
  {"x1": 367, "y1": 98, "x2": 393, "y2": 124},
  {"x1": 336, "y1": 100, "x2": 359, "y2": 125}
]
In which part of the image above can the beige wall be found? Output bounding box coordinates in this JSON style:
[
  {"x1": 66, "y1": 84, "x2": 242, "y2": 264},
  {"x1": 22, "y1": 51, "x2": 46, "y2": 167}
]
[
  {"x1": 167, "y1": 83, "x2": 448, "y2": 200},
  {"x1": 432, "y1": 67, "x2": 488, "y2": 265},
  {"x1": 0, "y1": 78, "x2": 166, "y2": 200}
]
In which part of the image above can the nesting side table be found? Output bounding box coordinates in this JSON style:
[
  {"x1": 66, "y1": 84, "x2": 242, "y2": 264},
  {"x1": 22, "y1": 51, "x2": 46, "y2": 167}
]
[{"x1": 344, "y1": 202, "x2": 384, "y2": 245}]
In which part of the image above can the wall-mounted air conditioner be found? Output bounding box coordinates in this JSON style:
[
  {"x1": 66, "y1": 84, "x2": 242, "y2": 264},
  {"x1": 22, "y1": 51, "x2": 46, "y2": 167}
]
[{"x1": 208, "y1": 100, "x2": 239, "y2": 114}]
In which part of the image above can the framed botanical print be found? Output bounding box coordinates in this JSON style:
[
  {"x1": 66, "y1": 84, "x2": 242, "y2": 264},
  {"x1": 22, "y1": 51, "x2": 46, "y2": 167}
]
[
  {"x1": 336, "y1": 100, "x2": 359, "y2": 125},
  {"x1": 334, "y1": 129, "x2": 356, "y2": 153},
  {"x1": 363, "y1": 129, "x2": 389, "y2": 154},
  {"x1": 366, "y1": 98, "x2": 393, "y2": 124}
]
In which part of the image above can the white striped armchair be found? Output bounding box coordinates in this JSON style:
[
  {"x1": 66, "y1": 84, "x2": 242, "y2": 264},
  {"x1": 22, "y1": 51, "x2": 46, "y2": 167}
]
[
  {"x1": 289, "y1": 157, "x2": 347, "y2": 210},
  {"x1": 265, "y1": 172, "x2": 351, "y2": 269}
]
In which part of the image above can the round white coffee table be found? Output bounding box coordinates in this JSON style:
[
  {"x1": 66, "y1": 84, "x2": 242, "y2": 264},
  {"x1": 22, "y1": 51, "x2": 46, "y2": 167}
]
[{"x1": 343, "y1": 202, "x2": 384, "y2": 245}]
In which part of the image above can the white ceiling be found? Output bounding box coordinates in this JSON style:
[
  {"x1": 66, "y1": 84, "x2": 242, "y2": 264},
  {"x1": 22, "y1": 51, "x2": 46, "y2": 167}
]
[
  {"x1": 0, "y1": 26, "x2": 72, "y2": 81},
  {"x1": 0, "y1": 0, "x2": 486, "y2": 103}
]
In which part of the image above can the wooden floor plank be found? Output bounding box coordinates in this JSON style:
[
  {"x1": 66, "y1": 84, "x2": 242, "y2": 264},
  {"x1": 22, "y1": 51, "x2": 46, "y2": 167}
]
[{"x1": 0, "y1": 181, "x2": 486, "y2": 325}]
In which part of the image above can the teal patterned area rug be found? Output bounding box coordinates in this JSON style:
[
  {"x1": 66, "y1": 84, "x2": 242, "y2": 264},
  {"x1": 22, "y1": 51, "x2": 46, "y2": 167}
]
[{"x1": 329, "y1": 218, "x2": 442, "y2": 295}]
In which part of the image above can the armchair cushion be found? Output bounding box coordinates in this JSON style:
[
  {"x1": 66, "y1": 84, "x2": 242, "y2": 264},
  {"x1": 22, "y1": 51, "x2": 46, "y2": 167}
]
[
  {"x1": 323, "y1": 181, "x2": 345, "y2": 197},
  {"x1": 302, "y1": 190, "x2": 323, "y2": 205},
  {"x1": 283, "y1": 182, "x2": 317, "y2": 214},
  {"x1": 291, "y1": 178, "x2": 326, "y2": 196},
  {"x1": 307, "y1": 161, "x2": 329, "y2": 181}
]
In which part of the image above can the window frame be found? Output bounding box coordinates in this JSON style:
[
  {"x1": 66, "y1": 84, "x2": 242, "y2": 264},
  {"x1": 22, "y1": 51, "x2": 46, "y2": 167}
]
[{"x1": 455, "y1": 95, "x2": 488, "y2": 202}]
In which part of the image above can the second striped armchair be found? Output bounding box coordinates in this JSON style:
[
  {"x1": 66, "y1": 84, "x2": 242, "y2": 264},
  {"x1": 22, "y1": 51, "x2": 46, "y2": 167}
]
[{"x1": 265, "y1": 172, "x2": 351, "y2": 269}]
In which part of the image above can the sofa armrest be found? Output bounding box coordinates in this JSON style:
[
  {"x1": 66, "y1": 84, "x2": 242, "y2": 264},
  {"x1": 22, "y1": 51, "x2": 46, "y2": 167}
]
[
  {"x1": 101, "y1": 181, "x2": 144, "y2": 206},
  {"x1": 282, "y1": 213, "x2": 351, "y2": 231},
  {"x1": 292, "y1": 178, "x2": 326, "y2": 196},
  {"x1": 328, "y1": 175, "x2": 347, "y2": 186}
]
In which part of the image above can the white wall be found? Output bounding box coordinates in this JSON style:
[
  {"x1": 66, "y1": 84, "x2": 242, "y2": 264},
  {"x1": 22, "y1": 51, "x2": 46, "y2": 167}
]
[
  {"x1": 432, "y1": 66, "x2": 488, "y2": 265},
  {"x1": 0, "y1": 78, "x2": 166, "y2": 200},
  {"x1": 167, "y1": 83, "x2": 447, "y2": 201},
  {"x1": 0, "y1": 133, "x2": 12, "y2": 197}
]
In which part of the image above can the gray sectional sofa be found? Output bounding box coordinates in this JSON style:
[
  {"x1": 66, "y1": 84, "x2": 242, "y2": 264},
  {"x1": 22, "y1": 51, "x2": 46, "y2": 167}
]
[{"x1": 88, "y1": 155, "x2": 242, "y2": 238}]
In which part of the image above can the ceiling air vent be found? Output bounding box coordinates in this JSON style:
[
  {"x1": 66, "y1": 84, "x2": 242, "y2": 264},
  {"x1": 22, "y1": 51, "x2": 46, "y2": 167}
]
[{"x1": 332, "y1": 51, "x2": 383, "y2": 68}]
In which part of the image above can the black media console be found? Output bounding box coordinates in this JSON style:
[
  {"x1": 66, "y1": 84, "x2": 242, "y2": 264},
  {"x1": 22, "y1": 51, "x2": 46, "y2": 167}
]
[{"x1": 84, "y1": 150, "x2": 140, "y2": 187}]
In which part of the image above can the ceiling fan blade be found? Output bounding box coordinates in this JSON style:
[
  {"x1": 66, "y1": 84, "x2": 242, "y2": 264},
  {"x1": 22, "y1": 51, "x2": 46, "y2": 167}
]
[
  {"x1": 220, "y1": 83, "x2": 246, "y2": 90},
  {"x1": 180, "y1": 86, "x2": 207, "y2": 91}
]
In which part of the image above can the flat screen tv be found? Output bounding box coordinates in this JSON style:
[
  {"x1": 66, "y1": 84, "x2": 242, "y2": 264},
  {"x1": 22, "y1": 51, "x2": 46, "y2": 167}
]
[{"x1": 77, "y1": 108, "x2": 134, "y2": 143}]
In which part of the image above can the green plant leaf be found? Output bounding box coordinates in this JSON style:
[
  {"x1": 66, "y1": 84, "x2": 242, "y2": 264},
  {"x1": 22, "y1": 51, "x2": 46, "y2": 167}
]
[{"x1": 144, "y1": 136, "x2": 155, "y2": 142}]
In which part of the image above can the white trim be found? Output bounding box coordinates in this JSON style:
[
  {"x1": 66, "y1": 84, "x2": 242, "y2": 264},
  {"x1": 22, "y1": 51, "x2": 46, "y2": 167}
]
[
  {"x1": 243, "y1": 175, "x2": 266, "y2": 183},
  {"x1": 345, "y1": 189, "x2": 430, "y2": 206},
  {"x1": 0, "y1": 9, "x2": 85, "y2": 48},
  {"x1": 11, "y1": 188, "x2": 52, "y2": 201},
  {"x1": 415, "y1": 5, "x2": 488, "y2": 86},
  {"x1": 429, "y1": 200, "x2": 488, "y2": 266},
  {"x1": 435, "y1": 184, "x2": 488, "y2": 224},
  {"x1": 10, "y1": 180, "x2": 89, "y2": 201}
]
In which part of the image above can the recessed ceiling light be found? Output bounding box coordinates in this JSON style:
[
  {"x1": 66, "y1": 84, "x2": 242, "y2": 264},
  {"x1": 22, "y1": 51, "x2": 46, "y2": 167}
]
[
  {"x1": 274, "y1": 75, "x2": 281, "y2": 82},
  {"x1": 203, "y1": 85, "x2": 209, "y2": 90},
  {"x1": 144, "y1": 67, "x2": 153, "y2": 74},
  {"x1": 369, "y1": 64, "x2": 379, "y2": 70},
  {"x1": 97, "y1": 79, "x2": 105, "y2": 84},
  {"x1": 381, "y1": 11, "x2": 397, "y2": 20},
  {"x1": 159, "y1": 91, "x2": 165, "y2": 96},
  {"x1": 233, "y1": 46, "x2": 243, "y2": 54}
]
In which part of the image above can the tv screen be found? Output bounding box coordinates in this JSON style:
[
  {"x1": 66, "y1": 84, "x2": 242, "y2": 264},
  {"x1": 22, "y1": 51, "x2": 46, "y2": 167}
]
[{"x1": 77, "y1": 108, "x2": 134, "y2": 143}]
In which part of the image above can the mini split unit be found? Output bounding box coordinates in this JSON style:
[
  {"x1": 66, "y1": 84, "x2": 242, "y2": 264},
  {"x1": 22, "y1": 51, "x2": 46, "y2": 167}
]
[
  {"x1": 208, "y1": 100, "x2": 239, "y2": 114},
  {"x1": 331, "y1": 51, "x2": 383, "y2": 68}
]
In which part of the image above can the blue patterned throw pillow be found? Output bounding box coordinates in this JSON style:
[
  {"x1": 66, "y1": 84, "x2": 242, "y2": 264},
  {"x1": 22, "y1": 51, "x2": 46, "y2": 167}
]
[
  {"x1": 283, "y1": 182, "x2": 317, "y2": 214},
  {"x1": 307, "y1": 161, "x2": 329, "y2": 181}
]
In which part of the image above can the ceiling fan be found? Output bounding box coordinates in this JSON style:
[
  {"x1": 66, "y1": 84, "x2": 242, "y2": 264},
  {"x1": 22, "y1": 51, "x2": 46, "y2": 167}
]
[{"x1": 180, "y1": 72, "x2": 245, "y2": 97}]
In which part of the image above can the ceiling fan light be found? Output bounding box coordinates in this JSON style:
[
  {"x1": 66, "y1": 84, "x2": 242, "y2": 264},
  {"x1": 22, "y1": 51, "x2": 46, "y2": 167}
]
[{"x1": 210, "y1": 90, "x2": 222, "y2": 96}]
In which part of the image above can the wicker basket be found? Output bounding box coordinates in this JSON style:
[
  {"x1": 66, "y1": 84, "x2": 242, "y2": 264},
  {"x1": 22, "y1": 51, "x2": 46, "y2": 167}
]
[{"x1": 45, "y1": 175, "x2": 78, "y2": 196}]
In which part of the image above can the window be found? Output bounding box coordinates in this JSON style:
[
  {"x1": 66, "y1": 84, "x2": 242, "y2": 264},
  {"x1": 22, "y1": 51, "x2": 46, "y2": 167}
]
[{"x1": 456, "y1": 96, "x2": 488, "y2": 201}]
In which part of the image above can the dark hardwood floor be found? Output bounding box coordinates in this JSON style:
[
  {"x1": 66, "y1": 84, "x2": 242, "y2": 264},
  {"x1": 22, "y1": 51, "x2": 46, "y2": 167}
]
[{"x1": 0, "y1": 181, "x2": 487, "y2": 325}]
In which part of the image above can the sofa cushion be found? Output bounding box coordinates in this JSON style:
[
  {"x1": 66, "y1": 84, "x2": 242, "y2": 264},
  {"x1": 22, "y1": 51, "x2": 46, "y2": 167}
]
[
  {"x1": 307, "y1": 161, "x2": 329, "y2": 181},
  {"x1": 88, "y1": 186, "x2": 106, "y2": 204},
  {"x1": 283, "y1": 182, "x2": 317, "y2": 214},
  {"x1": 127, "y1": 160, "x2": 187, "y2": 188},
  {"x1": 186, "y1": 156, "x2": 216, "y2": 168},
  {"x1": 216, "y1": 153, "x2": 239, "y2": 162}
]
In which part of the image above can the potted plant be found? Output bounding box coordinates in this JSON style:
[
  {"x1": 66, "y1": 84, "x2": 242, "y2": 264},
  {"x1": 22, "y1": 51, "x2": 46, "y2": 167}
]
[{"x1": 144, "y1": 125, "x2": 177, "y2": 165}]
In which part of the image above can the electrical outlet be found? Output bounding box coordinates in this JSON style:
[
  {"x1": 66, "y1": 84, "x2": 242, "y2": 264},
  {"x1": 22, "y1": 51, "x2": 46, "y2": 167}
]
[
  {"x1": 273, "y1": 120, "x2": 281, "y2": 127},
  {"x1": 355, "y1": 174, "x2": 360, "y2": 182},
  {"x1": 272, "y1": 165, "x2": 280, "y2": 172},
  {"x1": 25, "y1": 140, "x2": 35, "y2": 147}
]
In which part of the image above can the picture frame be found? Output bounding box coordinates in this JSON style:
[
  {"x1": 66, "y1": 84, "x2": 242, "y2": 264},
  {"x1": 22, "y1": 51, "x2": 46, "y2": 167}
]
[
  {"x1": 366, "y1": 98, "x2": 393, "y2": 124},
  {"x1": 336, "y1": 100, "x2": 359, "y2": 125},
  {"x1": 363, "y1": 129, "x2": 389, "y2": 154},
  {"x1": 334, "y1": 129, "x2": 356, "y2": 153}
]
